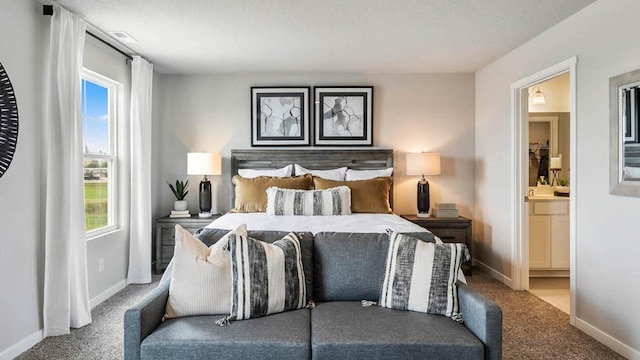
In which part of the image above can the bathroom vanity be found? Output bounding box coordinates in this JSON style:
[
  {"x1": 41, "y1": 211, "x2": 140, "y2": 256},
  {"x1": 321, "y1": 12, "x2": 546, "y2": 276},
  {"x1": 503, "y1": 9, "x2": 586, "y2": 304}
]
[{"x1": 527, "y1": 195, "x2": 570, "y2": 276}]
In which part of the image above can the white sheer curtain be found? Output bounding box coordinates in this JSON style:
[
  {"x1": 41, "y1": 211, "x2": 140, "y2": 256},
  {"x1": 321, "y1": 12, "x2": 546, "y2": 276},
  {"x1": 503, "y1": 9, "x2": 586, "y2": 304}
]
[
  {"x1": 127, "y1": 56, "x2": 154, "y2": 284},
  {"x1": 43, "y1": 5, "x2": 92, "y2": 336}
]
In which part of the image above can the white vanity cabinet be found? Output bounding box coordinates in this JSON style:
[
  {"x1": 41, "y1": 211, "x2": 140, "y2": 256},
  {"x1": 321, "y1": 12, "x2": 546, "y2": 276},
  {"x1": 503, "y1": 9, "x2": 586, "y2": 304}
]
[{"x1": 528, "y1": 198, "x2": 570, "y2": 270}]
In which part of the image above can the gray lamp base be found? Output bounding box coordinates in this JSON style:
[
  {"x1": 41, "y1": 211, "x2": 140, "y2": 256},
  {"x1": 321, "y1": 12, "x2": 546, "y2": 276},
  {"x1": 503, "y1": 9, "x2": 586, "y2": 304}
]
[
  {"x1": 416, "y1": 212, "x2": 431, "y2": 218},
  {"x1": 198, "y1": 212, "x2": 213, "y2": 218}
]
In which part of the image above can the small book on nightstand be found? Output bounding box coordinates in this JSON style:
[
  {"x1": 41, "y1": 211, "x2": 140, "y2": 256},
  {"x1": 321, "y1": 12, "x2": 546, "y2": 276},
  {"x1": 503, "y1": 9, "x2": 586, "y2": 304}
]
[
  {"x1": 170, "y1": 210, "x2": 191, "y2": 218},
  {"x1": 433, "y1": 203, "x2": 459, "y2": 218}
]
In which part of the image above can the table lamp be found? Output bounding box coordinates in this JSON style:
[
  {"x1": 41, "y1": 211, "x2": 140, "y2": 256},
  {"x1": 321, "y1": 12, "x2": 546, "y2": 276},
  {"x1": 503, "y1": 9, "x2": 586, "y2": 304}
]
[
  {"x1": 187, "y1": 152, "x2": 222, "y2": 218},
  {"x1": 549, "y1": 154, "x2": 562, "y2": 186},
  {"x1": 406, "y1": 152, "x2": 441, "y2": 217}
]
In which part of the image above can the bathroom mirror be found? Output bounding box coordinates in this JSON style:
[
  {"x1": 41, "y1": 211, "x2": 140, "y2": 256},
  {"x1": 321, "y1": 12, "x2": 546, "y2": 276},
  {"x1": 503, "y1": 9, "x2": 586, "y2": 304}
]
[{"x1": 610, "y1": 68, "x2": 640, "y2": 197}]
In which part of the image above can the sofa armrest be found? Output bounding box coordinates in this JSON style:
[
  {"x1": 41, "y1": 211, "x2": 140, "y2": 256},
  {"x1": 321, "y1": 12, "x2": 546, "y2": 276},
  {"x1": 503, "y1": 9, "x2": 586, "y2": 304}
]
[
  {"x1": 458, "y1": 282, "x2": 502, "y2": 360},
  {"x1": 124, "y1": 281, "x2": 169, "y2": 360}
]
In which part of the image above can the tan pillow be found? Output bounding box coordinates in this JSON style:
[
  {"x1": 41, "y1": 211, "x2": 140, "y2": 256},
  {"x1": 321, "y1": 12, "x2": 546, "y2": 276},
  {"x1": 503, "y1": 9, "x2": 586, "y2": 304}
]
[
  {"x1": 164, "y1": 224, "x2": 247, "y2": 319},
  {"x1": 231, "y1": 174, "x2": 313, "y2": 213},
  {"x1": 313, "y1": 176, "x2": 392, "y2": 213}
]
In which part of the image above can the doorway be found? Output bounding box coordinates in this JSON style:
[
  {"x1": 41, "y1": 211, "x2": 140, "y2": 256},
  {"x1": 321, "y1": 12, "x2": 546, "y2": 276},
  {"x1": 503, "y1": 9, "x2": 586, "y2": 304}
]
[{"x1": 510, "y1": 57, "x2": 577, "y2": 325}]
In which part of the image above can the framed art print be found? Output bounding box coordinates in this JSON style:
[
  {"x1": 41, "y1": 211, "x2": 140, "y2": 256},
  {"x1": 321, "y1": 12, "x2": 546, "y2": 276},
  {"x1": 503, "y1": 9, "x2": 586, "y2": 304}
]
[
  {"x1": 314, "y1": 86, "x2": 373, "y2": 146},
  {"x1": 251, "y1": 86, "x2": 310, "y2": 146}
]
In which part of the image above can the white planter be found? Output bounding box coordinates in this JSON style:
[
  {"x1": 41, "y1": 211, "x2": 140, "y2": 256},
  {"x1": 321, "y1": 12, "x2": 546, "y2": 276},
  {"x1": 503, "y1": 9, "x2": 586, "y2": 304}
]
[{"x1": 173, "y1": 200, "x2": 187, "y2": 211}]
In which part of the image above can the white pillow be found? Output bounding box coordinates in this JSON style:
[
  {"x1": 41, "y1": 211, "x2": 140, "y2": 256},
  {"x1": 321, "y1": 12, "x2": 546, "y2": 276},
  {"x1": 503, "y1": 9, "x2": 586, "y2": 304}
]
[
  {"x1": 345, "y1": 167, "x2": 393, "y2": 181},
  {"x1": 237, "y1": 165, "x2": 292, "y2": 179},
  {"x1": 265, "y1": 186, "x2": 351, "y2": 215},
  {"x1": 294, "y1": 164, "x2": 347, "y2": 181},
  {"x1": 164, "y1": 224, "x2": 247, "y2": 319}
]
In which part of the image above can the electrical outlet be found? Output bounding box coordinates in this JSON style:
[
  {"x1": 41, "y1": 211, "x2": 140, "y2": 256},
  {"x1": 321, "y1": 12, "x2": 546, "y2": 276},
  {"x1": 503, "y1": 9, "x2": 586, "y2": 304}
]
[{"x1": 98, "y1": 258, "x2": 105, "y2": 273}]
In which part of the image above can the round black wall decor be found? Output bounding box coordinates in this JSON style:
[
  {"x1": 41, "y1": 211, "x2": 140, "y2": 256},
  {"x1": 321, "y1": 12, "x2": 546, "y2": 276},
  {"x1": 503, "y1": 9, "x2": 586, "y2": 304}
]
[{"x1": 0, "y1": 62, "x2": 19, "y2": 179}]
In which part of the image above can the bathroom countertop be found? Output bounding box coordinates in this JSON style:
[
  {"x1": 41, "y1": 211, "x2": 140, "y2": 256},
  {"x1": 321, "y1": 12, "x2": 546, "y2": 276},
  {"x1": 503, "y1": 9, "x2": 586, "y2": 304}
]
[{"x1": 526, "y1": 195, "x2": 570, "y2": 201}]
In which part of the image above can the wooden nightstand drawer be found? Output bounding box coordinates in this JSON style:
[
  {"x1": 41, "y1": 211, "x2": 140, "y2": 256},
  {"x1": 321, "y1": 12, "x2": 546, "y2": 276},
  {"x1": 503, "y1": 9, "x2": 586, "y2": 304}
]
[
  {"x1": 400, "y1": 214, "x2": 473, "y2": 276},
  {"x1": 154, "y1": 214, "x2": 220, "y2": 274},
  {"x1": 429, "y1": 228, "x2": 466, "y2": 243}
]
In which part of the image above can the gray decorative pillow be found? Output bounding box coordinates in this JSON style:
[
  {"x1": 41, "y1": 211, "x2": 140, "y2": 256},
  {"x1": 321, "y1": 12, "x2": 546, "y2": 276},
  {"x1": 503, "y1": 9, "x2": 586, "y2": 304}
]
[
  {"x1": 265, "y1": 186, "x2": 351, "y2": 216},
  {"x1": 379, "y1": 230, "x2": 470, "y2": 323},
  {"x1": 221, "y1": 233, "x2": 306, "y2": 324}
]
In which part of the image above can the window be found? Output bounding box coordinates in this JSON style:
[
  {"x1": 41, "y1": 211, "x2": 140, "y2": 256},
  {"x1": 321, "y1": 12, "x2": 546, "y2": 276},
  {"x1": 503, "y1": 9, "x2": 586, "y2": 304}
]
[{"x1": 82, "y1": 70, "x2": 118, "y2": 236}]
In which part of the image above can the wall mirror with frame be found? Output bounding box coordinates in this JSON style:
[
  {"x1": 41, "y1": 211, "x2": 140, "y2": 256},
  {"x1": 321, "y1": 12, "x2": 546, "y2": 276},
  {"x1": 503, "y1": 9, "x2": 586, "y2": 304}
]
[{"x1": 610, "y1": 68, "x2": 640, "y2": 197}]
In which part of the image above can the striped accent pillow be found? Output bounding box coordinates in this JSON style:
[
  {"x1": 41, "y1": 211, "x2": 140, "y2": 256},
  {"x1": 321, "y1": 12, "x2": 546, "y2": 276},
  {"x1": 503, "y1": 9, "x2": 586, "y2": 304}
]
[
  {"x1": 265, "y1": 186, "x2": 351, "y2": 216},
  {"x1": 228, "y1": 233, "x2": 306, "y2": 321},
  {"x1": 379, "y1": 231, "x2": 470, "y2": 322}
]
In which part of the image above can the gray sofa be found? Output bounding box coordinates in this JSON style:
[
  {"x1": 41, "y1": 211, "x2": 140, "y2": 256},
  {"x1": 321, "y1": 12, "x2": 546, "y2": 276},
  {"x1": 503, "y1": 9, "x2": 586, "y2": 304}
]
[{"x1": 125, "y1": 230, "x2": 502, "y2": 360}]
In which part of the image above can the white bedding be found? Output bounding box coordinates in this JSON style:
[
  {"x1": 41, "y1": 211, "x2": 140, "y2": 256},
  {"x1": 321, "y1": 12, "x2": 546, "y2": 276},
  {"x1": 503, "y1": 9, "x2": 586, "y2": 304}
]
[
  {"x1": 205, "y1": 213, "x2": 429, "y2": 234},
  {"x1": 205, "y1": 213, "x2": 466, "y2": 283}
]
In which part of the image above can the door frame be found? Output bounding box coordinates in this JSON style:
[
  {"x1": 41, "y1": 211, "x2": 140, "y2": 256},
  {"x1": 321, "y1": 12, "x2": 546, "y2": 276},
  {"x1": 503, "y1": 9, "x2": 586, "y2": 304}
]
[{"x1": 510, "y1": 56, "x2": 577, "y2": 325}]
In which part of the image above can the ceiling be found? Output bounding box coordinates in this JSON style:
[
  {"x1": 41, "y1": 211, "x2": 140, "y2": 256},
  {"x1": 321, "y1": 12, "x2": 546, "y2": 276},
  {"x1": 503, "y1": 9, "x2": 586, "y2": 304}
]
[{"x1": 55, "y1": 0, "x2": 596, "y2": 74}]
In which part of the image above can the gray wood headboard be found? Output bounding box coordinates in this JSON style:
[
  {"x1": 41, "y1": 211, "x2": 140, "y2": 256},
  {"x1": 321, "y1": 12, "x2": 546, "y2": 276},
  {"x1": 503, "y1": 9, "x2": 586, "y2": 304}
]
[{"x1": 230, "y1": 149, "x2": 394, "y2": 207}]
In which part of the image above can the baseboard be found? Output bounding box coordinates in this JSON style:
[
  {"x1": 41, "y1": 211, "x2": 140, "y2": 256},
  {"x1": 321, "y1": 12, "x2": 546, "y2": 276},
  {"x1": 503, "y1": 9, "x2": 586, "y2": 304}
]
[
  {"x1": 473, "y1": 259, "x2": 514, "y2": 288},
  {"x1": 0, "y1": 329, "x2": 42, "y2": 360},
  {"x1": 90, "y1": 279, "x2": 127, "y2": 308},
  {"x1": 529, "y1": 269, "x2": 570, "y2": 277},
  {"x1": 575, "y1": 318, "x2": 640, "y2": 360}
]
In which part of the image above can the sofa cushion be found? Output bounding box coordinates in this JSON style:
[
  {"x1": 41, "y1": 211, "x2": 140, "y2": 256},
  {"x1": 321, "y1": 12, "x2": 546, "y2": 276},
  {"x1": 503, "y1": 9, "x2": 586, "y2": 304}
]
[
  {"x1": 228, "y1": 233, "x2": 306, "y2": 321},
  {"x1": 313, "y1": 232, "x2": 435, "y2": 301},
  {"x1": 194, "y1": 228, "x2": 314, "y2": 301},
  {"x1": 311, "y1": 301, "x2": 483, "y2": 360},
  {"x1": 140, "y1": 309, "x2": 310, "y2": 360}
]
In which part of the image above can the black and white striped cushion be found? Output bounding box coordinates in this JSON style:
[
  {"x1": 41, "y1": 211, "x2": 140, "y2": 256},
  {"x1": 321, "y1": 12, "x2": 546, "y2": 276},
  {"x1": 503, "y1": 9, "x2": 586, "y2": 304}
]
[
  {"x1": 379, "y1": 231, "x2": 470, "y2": 322},
  {"x1": 227, "y1": 233, "x2": 306, "y2": 321},
  {"x1": 265, "y1": 186, "x2": 351, "y2": 216}
]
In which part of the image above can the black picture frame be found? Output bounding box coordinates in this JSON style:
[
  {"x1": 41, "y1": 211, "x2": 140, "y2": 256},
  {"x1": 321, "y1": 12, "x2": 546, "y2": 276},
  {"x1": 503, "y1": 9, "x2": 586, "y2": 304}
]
[
  {"x1": 251, "y1": 86, "x2": 310, "y2": 147},
  {"x1": 313, "y1": 86, "x2": 373, "y2": 146}
]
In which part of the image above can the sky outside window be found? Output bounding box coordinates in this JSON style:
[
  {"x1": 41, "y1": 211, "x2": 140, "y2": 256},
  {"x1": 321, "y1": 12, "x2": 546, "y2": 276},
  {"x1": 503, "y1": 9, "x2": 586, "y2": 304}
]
[{"x1": 82, "y1": 79, "x2": 109, "y2": 154}]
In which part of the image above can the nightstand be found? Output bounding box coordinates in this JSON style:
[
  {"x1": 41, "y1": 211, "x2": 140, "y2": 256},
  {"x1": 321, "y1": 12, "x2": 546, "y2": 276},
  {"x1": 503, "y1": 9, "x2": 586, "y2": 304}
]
[
  {"x1": 154, "y1": 214, "x2": 221, "y2": 274},
  {"x1": 400, "y1": 215, "x2": 473, "y2": 275}
]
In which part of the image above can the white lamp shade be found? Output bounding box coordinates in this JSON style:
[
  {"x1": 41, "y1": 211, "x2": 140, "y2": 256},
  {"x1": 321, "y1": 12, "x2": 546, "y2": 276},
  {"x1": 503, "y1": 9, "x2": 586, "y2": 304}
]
[
  {"x1": 531, "y1": 89, "x2": 546, "y2": 105},
  {"x1": 406, "y1": 152, "x2": 441, "y2": 176},
  {"x1": 187, "y1": 152, "x2": 222, "y2": 175},
  {"x1": 550, "y1": 155, "x2": 562, "y2": 170}
]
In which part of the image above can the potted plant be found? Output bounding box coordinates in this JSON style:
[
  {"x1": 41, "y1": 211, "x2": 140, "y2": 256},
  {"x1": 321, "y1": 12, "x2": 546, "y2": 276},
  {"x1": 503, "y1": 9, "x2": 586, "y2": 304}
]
[
  {"x1": 556, "y1": 179, "x2": 570, "y2": 194},
  {"x1": 167, "y1": 179, "x2": 189, "y2": 211}
]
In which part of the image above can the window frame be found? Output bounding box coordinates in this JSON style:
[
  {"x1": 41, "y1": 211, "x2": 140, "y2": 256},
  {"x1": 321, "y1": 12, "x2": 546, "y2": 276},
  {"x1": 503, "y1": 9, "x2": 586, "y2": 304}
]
[{"x1": 82, "y1": 69, "x2": 120, "y2": 239}]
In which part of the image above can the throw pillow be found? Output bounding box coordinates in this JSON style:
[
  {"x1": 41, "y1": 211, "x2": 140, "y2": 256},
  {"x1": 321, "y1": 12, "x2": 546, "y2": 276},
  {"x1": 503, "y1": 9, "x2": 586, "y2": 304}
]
[
  {"x1": 265, "y1": 186, "x2": 351, "y2": 215},
  {"x1": 313, "y1": 176, "x2": 392, "y2": 213},
  {"x1": 225, "y1": 233, "x2": 306, "y2": 322},
  {"x1": 294, "y1": 164, "x2": 347, "y2": 181},
  {"x1": 345, "y1": 167, "x2": 393, "y2": 180},
  {"x1": 163, "y1": 224, "x2": 247, "y2": 319},
  {"x1": 237, "y1": 165, "x2": 293, "y2": 179},
  {"x1": 379, "y1": 230, "x2": 470, "y2": 322},
  {"x1": 231, "y1": 174, "x2": 313, "y2": 213}
]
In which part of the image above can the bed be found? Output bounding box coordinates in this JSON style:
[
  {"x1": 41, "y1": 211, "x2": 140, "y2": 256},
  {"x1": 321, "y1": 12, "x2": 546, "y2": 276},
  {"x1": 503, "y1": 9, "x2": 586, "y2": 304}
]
[{"x1": 205, "y1": 148, "x2": 466, "y2": 282}]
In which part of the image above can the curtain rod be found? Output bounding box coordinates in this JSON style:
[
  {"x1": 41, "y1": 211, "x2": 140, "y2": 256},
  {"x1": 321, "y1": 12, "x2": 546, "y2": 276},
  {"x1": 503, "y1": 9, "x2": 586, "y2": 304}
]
[{"x1": 43, "y1": 4, "x2": 134, "y2": 61}]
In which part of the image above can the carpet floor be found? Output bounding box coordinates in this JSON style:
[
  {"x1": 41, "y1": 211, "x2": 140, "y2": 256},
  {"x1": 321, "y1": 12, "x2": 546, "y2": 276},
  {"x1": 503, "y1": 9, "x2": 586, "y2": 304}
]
[{"x1": 16, "y1": 271, "x2": 624, "y2": 360}]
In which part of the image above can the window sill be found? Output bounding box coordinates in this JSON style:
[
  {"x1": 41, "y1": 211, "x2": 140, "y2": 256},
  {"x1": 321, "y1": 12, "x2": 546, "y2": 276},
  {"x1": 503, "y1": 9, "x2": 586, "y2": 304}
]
[{"x1": 87, "y1": 227, "x2": 121, "y2": 242}]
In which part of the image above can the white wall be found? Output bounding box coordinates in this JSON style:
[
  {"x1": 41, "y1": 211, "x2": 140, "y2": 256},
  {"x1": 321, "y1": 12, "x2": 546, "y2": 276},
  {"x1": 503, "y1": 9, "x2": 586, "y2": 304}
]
[
  {"x1": 0, "y1": 0, "x2": 45, "y2": 357},
  {"x1": 475, "y1": 0, "x2": 640, "y2": 356},
  {"x1": 153, "y1": 73, "x2": 475, "y2": 218}
]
